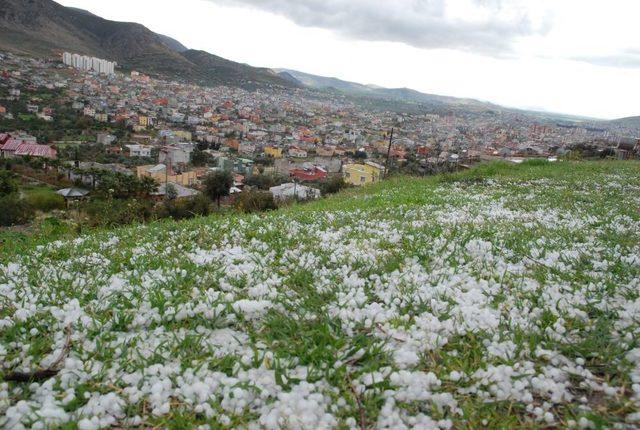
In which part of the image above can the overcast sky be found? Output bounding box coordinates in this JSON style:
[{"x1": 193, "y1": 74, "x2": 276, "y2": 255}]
[{"x1": 57, "y1": 0, "x2": 640, "y2": 119}]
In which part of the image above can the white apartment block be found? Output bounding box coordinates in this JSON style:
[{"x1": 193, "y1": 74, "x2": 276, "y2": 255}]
[
  {"x1": 62, "y1": 52, "x2": 116, "y2": 75},
  {"x1": 125, "y1": 144, "x2": 153, "y2": 158}
]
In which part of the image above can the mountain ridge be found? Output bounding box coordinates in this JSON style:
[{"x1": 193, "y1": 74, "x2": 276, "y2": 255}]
[
  {"x1": 277, "y1": 68, "x2": 640, "y2": 125},
  {"x1": 0, "y1": 0, "x2": 295, "y2": 89},
  {"x1": 0, "y1": 0, "x2": 636, "y2": 123},
  {"x1": 276, "y1": 68, "x2": 511, "y2": 113}
]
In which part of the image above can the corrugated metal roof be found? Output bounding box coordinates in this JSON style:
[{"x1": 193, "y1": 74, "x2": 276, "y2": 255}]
[
  {"x1": 1, "y1": 139, "x2": 25, "y2": 151},
  {"x1": 13, "y1": 143, "x2": 57, "y2": 159}
]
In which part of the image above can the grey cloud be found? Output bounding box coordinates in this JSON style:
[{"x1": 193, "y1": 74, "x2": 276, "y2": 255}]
[
  {"x1": 575, "y1": 50, "x2": 640, "y2": 68},
  {"x1": 212, "y1": 0, "x2": 551, "y2": 56}
]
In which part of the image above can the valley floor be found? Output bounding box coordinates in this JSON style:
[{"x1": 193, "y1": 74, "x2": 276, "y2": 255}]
[{"x1": 1, "y1": 160, "x2": 640, "y2": 429}]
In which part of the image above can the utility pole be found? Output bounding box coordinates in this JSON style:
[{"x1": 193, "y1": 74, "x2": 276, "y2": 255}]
[
  {"x1": 384, "y1": 128, "x2": 394, "y2": 179},
  {"x1": 164, "y1": 150, "x2": 169, "y2": 200}
]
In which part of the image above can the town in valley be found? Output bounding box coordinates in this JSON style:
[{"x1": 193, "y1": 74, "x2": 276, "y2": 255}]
[{"x1": 1, "y1": 49, "x2": 638, "y2": 230}]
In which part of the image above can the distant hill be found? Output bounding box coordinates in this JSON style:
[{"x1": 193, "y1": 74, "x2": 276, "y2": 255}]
[
  {"x1": 156, "y1": 34, "x2": 188, "y2": 53},
  {"x1": 276, "y1": 71, "x2": 303, "y2": 86},
  {"x1": 276, "y1": 68, "x2": 496, "y2": 111},
  {"x1": 608, "y1": 116, "x2": 640, "y2": 131},
  {"x1": 0, "y1": 0, "x2": 296, "y2": 89}
]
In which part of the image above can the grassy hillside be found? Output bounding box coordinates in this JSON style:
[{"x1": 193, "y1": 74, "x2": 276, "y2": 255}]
[{"x1": 1, "y1": 160, "x2": 640, "y2": 429}]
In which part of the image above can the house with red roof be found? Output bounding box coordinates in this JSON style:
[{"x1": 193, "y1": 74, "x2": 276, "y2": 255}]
[
  {"x1": 0, "y1": 139, "x2": 25, "y2": 157},
  {"x1": 1, "y1": 138, "x2": 56, "y2": 159},
  {"x1": 289, "y1": 164, "x2": 328, "y2": 182},
  {"x1": 14, "y1": 143, "x2": 57, "y2": 159}
]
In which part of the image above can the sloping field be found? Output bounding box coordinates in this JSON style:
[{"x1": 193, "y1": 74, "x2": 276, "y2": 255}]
[{"x1": 1, "y1": 161, "x2": 640, "y2": 429}]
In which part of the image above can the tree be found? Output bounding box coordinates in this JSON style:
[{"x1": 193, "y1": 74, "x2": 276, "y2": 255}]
[
  {"x1": 246, "y1": 173, "x2": 288, "y2": 190},
  {"x1": 139, "y1": 176, "x2": 159, "y2": 197},
  {"x1": 320, "y1": 176, "x2": 348, "y2": 195},
  {"x1": 204, "y1": 170, "x2": 233, "y2": 208},
  {"x1": 235, "y1": 190, "x2": 277, "y2": 213},
  {"x1": 166, "y1": 183, "x2": 178, "y2": 201},
  {"x1": 95, "y1": 172, "x2": 158, "y2": 199},
  {"x1": 191, "y1": 149, "x2": 210, "y2": 167},
  {"x1": 353, "y1": 150, "x2": 367, "y2": 159},
  {"x1": 0, "y1": 194, "x2": 34, "y2": 226},
  {"x1": 0, "y1": 170, "x2": 18, "y2": 197}
]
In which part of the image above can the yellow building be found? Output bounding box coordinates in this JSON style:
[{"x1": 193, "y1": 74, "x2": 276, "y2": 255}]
[
  {"x1": 264, "y1": 146, "x2": 283, "y2": 158},
  {"x1": 94, "y1": 113, "x2": 108, "y2": 123},
  {"x1": 343, "y1": 161, "x2": 385, "y2": 186},
  {"x1": 137, "y1": 165, "x2": 199, "y2": 187},
  {"x1": 174, "y1": 130, "x2": 192, "y2": 141}
]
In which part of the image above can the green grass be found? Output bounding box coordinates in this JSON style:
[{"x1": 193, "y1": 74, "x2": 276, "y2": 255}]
[{"x1": 1, "y1": 160, "x2": 639, "y2": 429}]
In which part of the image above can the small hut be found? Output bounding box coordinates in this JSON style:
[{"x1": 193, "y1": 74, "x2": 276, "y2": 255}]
[{"x1": 56, "y1": 187, "x2": 90, "y2": 207}]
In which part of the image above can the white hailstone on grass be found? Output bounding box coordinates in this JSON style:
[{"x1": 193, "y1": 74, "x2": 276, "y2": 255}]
[
  {"x1": 484, "y1": 340, "x2": 517, "y2": 361},
  {"x1": 77, "y1": 417, "x2": 100, "y2": 430},
  {"x1": 232, "y1": 299, "x2": 274, "y2": 320},
  {"x1": 578, "y1": 417, "x2": 595, "y2": 429},
  {"x1": 449, "y1": 371, "x2": 462, "y2": 382},
  {"x1": 393, "y1": 347, "x2": 421, "y2": 368},
  {"x1": 257, "y1": 382, "x2": 337, "y2": 430},
  {"x1": 626, "y1": 412, "x2": 640, "y2": 422}
]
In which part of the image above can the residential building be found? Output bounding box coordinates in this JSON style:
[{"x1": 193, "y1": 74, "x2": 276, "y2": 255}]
[
  {"x1": 138, "y1": 116, "x2": 150, "y2": 127},
  {"x1": 0, "y1": 139, "x2": 25, "y2": 158},
  {"x1": 264, "y1": 146, "x2": 283, "y2": 158},
  {"x1": 4, "y1": 141, "x2": 57, "y2": 159},
  {"x1": 316, "y1": 145, "x2": 336, "y2": 157},
  {"x1": 239, "y1": 141, "x2": 256, "y2": 156},
  {"x1": 96, "y1": 133, "x2": 117, "y2": 145},
  {"x1": 151, "y1": 183, "x2": 199, "y2": 200},
  {"x1": 159, "y1": 143, "x2": 194, "y2": 167},
  {"x1": 136, "y1": 164, "x2": 199, "y2": 187},
  {"x1": 343, "y1": 161, "x2": 385, "y2": 186},
  {"x1": 270, "y1": 183, "x2": 320, "y2": 201},
  {"x1": 174, "y1": 131, "x2": 192, "y2": 141},
  {"x1": 62, "y1": 52, "x2": 116, "y2": 75},
  {"x1": 289, "y1": 146, "x2": 308, "y2": 158},
  {"x1": 289, "y1": 164, "x2": 328, "y2": 182},
  {"x1": 125, "y1": 144, "x2": 153, "y2": 158}
]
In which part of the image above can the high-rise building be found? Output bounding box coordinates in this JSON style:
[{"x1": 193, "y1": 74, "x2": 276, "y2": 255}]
[{"x1": 61, "y1": 52, "x2": 116, "y2": 75}]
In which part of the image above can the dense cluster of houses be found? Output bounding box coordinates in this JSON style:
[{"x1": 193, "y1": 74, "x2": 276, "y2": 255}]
[{"x1": 1, "y1": 51, "x2": 639, "y2": 203}]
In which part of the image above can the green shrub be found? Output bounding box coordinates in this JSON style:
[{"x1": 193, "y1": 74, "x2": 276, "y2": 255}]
[
  {"x1": 0, "y1": 170, "x2": 19, "y2": 196},
  {"x1": 24, "y1": 191, "x2": 66, "y2": 212},
  {"x1": 235, "y1": 191, "x2": 277, "y2": 213},
  {"x1": 246, "y1": 173, "x2": 289, "y2": 190},
  {"x1": 155, "y1": 194, "x2": 212, "y2": 220},
  {"x1": 82, "y1": 198, "x2": 154, "y2": 228},
  {"x1": 521, "y1": 158, "x2": 550, "y2": 167},
  {"x1": 0, "y1": 194, "x2": 34, "y2": 226},
  {"x1": 320, "y1": 176, "x2": 348, "y2": 195}
]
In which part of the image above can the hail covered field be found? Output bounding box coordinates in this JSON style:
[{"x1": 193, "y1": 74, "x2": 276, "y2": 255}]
[{"x1": 1, "y1": 161, "x2": 640, "y2": 429}]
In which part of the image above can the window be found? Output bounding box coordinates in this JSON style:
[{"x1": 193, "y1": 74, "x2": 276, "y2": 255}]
[{"x1": 360, "y1": 176, "x2": 366, "y2": 183}]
